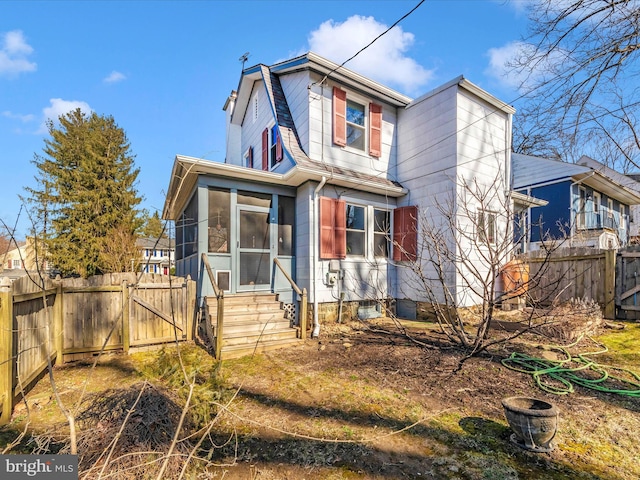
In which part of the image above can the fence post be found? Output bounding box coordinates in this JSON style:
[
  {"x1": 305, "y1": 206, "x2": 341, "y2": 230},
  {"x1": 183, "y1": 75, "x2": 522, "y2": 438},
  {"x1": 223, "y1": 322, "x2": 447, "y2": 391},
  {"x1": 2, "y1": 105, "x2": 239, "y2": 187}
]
[
  {"x1": 54, "y1": 281, "x2": 63, "y2": 364},
  {"x1": 604, "y1": 249, "x2": 616, "y2": 319},
  {"x1": 122, "y1": 280, "x2": 130, "y2": 354},
  {"x1": 0, "y1": 277, "x2": 14, "y2": 425}
]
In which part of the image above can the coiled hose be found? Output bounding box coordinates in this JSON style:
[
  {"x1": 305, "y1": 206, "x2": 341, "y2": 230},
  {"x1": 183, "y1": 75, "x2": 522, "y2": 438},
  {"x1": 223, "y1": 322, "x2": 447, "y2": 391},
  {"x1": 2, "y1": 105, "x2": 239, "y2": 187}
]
[{"x1": 501, "y1": 337, "x2": 640, "y2": 397}]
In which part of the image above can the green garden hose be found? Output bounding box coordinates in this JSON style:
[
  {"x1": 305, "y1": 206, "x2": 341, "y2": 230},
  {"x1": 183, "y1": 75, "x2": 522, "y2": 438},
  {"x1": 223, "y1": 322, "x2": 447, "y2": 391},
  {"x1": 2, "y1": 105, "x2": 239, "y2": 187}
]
[{"x1": 501, "y1": 338, "x2": 640, "y2": 397}]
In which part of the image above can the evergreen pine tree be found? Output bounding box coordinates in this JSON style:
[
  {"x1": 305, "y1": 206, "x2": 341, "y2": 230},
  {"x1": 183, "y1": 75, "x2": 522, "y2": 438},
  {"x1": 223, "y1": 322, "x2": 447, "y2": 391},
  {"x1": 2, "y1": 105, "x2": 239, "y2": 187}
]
[
  {"x1": 26, "y1": 109, "x2": 142, "y2": 277},
  {"x1": 140, "y1": 210, "x2": 166, "y2": 239}
]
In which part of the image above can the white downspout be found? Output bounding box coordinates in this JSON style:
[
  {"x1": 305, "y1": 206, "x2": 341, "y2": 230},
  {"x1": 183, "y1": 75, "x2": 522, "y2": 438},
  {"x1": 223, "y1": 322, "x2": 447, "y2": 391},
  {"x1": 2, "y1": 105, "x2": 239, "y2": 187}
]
[{"x1": 312, "y1": 176, "x2": 327, "y2": 338}]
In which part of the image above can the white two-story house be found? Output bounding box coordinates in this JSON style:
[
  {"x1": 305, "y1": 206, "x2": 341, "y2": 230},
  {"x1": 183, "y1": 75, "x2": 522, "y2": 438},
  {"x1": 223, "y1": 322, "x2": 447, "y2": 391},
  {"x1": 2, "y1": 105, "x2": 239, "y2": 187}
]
[{"x1": 163, "y1": 52, "x2": 514, "y2": 339}]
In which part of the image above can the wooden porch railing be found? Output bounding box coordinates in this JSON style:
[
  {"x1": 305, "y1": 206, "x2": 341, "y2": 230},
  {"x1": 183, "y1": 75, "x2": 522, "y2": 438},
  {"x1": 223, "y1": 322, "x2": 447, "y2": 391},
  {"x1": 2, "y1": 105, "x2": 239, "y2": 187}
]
[
  {"x1": 273, "y1": 257, "x2": 308, "y2": 340},
  {"x1": 201, "y1": 253, "x2": 225, "y2": 358}
]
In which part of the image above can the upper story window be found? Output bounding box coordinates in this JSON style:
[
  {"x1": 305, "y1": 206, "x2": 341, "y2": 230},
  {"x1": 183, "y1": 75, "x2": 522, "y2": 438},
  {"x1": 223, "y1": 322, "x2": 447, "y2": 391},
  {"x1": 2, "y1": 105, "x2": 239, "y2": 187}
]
[
  {"x1": 332, "y1": 87, "x2": 382, "y2": 158},
  {"x1": 261, "y1": 124, "x2": 282, "y2": 170},
  {"x1": 346, "y1": 100, "x2": 365, "y2": 151},
  {"x1": 608, "y1": 198, "x2": 614, "y2": 218},
  {"x1": 243, "y1": 147, "x2": 253, "y2": 168}
]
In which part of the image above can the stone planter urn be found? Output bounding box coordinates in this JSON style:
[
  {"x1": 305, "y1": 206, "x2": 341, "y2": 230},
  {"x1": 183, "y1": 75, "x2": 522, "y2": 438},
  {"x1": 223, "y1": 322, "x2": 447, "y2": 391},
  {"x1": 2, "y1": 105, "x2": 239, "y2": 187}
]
[{"x1": 502, "y1": 397, "x2": 558, "y2": 452}]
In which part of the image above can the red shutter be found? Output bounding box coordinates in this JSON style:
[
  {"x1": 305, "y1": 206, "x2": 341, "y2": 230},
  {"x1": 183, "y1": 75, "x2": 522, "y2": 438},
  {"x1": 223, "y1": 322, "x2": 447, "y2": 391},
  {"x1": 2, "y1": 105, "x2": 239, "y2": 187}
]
[
  {"x1": 333, "y1": 87, "x2": 347, "y2": 146},
  {"x1": 319, "y1": 197, "x2": 347, "y2": 259},
  {"x1": 275, "y1": 128, "x2": 283, "y2": 162},
  {"x1": 320, "y1": 197, "x2": 335, "y2": 259},
  {"x1": 261, "y1": 128, "x2": 268, "y2": 170},
  {"x1": 248, "y1": 146, "x2": 253, "y2": 168},
  {"x1": 393, "y1": 206, "x2": 418, "y2": 261},
  {"x1": 334, "y1": 199, "x2": 346, "y2": 259},
  {"x1": 369, "y1": 103, "x2": 382, "y2": 157}
]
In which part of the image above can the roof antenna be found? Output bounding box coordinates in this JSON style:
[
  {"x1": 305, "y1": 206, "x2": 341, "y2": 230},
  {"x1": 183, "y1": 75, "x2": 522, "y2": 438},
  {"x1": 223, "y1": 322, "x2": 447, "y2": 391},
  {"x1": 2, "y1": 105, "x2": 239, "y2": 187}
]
[{"x1": 239, "y1": 52, "x2": 250, "y2": 70}]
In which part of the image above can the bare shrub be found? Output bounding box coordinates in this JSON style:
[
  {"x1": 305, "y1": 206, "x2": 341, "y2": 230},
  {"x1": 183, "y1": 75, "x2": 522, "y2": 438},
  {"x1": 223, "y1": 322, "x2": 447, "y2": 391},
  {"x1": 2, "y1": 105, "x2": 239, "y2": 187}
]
[{"x1": 72, "y1": 382, "x2": 195, "y2": 479}]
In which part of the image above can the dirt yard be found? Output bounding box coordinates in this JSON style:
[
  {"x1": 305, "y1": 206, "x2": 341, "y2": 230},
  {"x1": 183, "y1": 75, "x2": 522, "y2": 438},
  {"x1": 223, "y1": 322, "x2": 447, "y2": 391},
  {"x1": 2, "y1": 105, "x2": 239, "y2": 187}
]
[{"x1": 2, "y1": 316, "x2": 640, "y2": 479}]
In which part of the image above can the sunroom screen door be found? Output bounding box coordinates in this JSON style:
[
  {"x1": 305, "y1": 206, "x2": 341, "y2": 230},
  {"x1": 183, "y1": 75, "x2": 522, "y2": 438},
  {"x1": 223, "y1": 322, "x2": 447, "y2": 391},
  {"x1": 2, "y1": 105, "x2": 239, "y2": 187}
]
[{"x1": 238, "y1": 206, "x2": 271, "y2": 290}]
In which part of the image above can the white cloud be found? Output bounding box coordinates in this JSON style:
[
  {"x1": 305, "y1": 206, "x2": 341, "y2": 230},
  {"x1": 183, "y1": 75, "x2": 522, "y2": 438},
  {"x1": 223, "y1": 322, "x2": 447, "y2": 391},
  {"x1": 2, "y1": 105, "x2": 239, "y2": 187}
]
[
  {"x1": 0, "y1": 30, "x2": 37, "y2": 77},
  {"x1": 38, "y1": 98, "x2": 92, "y2": 134},
  {"x1": 497, "y1": 0, "x2": 531, "y2": 16},
  {"x1": 485, "y1": 41, "x2": 529, "y2": 90},
  {"x1": 2, "y1": 110, "x2": 35, "y2": 122},
  {"x1": 485, "y1": 40, "x2": 569, "y2": 94},
  {"x1": 308, "y1": 15, "x2": 434, "y2": 95},
  {"x1": 104, "y1": 70, "x2": 126, "y2": 84}
]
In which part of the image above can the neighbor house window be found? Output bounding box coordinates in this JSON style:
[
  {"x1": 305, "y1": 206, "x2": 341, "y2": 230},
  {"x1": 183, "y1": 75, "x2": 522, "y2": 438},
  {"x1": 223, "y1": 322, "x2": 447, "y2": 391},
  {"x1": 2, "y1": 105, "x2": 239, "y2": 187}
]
[
  {"x1": 478, "y1": 210, "x2": 497, "y2": 244},
  {"x1": 346, "y1": 204, "x2": 366, "y2": 256},
  {"x1": 373, "y1": 209, "x2": 390, "y2": 257},
  {"x1": 608, "y1": 198, "x2": 614, "y2": 218},
  {"x1": 332, "y1": 87, "x2": 382, "y2": 157},
  {"x1": 176, "y1": 194, "x2": 198, "y2": 260}
]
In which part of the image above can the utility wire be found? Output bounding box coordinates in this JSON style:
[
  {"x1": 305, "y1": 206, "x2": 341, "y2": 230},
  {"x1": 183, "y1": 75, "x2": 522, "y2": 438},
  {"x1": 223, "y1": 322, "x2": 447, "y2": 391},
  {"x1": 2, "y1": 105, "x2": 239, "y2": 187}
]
[{"x1": 312, "y1": 0, "x2": 426, "y2": 87}]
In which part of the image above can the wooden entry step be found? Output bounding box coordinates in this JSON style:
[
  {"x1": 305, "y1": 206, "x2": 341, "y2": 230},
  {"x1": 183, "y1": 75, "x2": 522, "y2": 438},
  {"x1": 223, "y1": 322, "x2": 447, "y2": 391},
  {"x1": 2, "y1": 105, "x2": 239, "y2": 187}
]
[{"x1": 205, "y1": 292, "x2": 300, "y2": 359}]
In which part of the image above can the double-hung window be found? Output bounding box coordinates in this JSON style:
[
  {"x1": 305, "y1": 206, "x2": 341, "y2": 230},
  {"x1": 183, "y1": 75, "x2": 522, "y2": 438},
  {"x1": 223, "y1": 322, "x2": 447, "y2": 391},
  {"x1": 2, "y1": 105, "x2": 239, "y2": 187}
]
[
  {"x1": 320, "y1": 197, "x2": 416, "y2": 261},
  {"x1": 346, "y1": 204, "x2": 365, "y2": 256},
  {"x1": 333, "y1": 87, "x2": 382, "y2": 157},
  {"x1": 243, "y1": 147, "x2": 253, "y2": 168},
  {"x1": 346, "y1": 100, "x2": 365, "y2": 151},
  {"x1": 261, "y1": 124, "x2": 282, "y2": 170},
  {"x1": 478, "y1": 210, "x2": 497, "y2": 245},
  {"x1": 373, "y1": 209, "x2": 390, "y2": 257}
]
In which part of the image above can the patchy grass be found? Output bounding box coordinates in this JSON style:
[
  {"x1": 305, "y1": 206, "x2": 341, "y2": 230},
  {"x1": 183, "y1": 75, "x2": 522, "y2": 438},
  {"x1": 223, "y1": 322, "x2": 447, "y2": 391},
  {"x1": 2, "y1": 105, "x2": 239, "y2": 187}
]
[{"x1": 1, "y1": 319, "x2": 639, "y2": 479}]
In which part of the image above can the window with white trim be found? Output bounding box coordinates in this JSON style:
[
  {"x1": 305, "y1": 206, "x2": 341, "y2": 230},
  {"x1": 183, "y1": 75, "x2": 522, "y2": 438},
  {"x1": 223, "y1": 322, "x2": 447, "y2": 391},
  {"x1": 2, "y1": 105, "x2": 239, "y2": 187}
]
[
  {"x1": 373, "y1": 209, "x2": 390, "y2": 257},
  {"x1": 608, "y1": 198, "x2": 614, "y2": 218},
  {"x1": 346, "y1": 100, "x2": 365, "y2": 151},
  {"x1": 478, "y1": 210, "x2": 497, "y2": 245},
  {"x1": 332, "y1": 87, "x2": 382, "y2": 157},
  {"x1": 243, "y1": 147, "x2": 253, "y2": 168},
  {"x1": 346, "y1": 204, "x2": 366, "y2": 256}
]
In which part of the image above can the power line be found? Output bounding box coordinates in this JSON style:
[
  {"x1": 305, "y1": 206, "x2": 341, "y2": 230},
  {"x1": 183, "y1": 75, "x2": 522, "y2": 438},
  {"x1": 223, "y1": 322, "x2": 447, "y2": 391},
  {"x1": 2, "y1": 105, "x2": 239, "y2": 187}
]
[{"x1": 312, "y1": 0, "x2": 426, "y2": 88}]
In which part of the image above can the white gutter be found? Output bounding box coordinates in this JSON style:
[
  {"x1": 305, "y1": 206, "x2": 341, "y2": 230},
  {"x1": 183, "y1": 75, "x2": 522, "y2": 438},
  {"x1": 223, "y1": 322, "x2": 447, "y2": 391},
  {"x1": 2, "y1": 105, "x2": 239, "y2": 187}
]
[{"x1": 311, "y1": 176, "x2": 327, "y2": 338}]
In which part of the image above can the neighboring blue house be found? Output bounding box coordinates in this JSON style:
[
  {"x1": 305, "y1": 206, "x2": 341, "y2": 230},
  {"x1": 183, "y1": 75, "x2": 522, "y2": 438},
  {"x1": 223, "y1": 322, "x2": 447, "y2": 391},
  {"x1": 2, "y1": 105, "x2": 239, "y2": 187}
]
[{"x1": 512, "y1": 153, "x2": 640, "y2": 251}]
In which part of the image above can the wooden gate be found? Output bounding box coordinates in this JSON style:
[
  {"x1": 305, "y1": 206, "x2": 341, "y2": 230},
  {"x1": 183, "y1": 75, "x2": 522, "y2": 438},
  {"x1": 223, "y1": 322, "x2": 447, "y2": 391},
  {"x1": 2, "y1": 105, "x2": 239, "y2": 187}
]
[{"x1": 616, "y1": 247, "x2": 640, "y2": 320}]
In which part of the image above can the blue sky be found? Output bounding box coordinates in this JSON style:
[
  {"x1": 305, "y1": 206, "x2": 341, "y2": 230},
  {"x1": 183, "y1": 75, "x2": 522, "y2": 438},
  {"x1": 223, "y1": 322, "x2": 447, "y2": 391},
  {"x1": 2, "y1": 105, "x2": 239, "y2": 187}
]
[{"x1": 1, "y1": 0, "x2": 529, "y2": 238}]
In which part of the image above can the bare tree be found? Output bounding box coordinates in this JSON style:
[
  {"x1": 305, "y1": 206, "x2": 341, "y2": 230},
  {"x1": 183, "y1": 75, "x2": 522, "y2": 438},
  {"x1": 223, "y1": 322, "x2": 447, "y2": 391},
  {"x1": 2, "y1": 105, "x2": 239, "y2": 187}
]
[
  {"x1": 511, "y1": 0, "x2": 640, "y2": 170},
  {"x1": 395, "y1": 172, "x2": 566, "y2": 359}
]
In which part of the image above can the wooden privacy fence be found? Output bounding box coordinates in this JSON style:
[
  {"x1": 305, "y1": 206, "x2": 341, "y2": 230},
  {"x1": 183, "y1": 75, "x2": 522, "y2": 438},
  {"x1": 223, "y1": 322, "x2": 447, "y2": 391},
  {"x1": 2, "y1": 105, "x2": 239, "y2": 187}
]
[
  {"x1": 0, "y1": 272, "x2": 196, "y2": 425},
  {"x1": 615, "y1": 247, "x2": 640, "y2": 320},
  {"x1": 521, "y1": 247, "x2": 616, "y2": 318}
]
